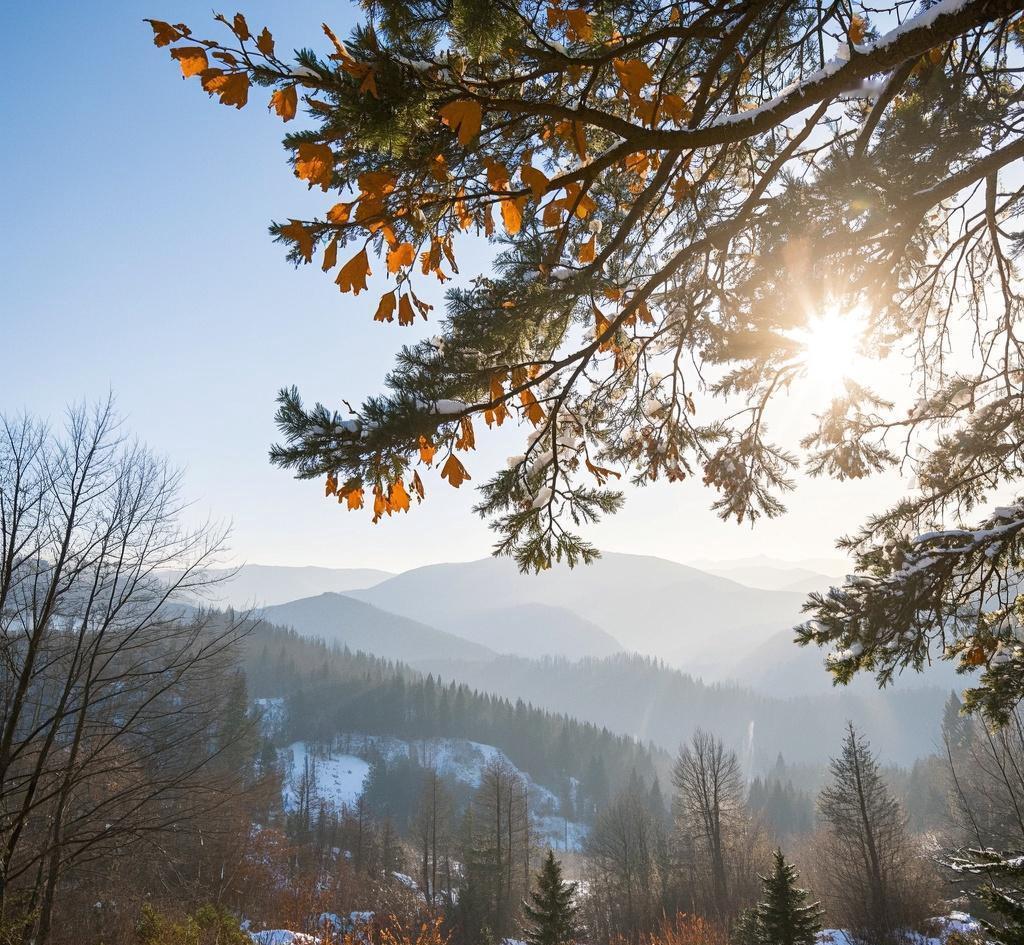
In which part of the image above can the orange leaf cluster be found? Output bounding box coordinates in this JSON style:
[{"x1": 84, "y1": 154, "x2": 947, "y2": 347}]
[{"x1": 546, "y1": 6, "x2": 594, "y2": 43}]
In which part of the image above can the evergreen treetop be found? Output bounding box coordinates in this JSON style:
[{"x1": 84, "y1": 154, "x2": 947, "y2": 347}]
[{"x1": 522, "y1": 849, "x2": 582, "y2": 945}]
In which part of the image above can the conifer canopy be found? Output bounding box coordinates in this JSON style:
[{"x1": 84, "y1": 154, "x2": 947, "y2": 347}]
[{"x1": 149, "y1": 0, "x2": 1024, "y2": 719}]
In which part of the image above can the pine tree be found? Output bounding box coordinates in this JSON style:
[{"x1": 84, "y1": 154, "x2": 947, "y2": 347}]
[
  {"x1": 522, "y1": 850, "x2": 581, "y2": 945},
  {"x1": 753, "y1": 850, "x2": 822, "y2": 945}
]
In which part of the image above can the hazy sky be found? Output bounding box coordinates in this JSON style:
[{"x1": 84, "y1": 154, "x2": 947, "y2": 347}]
[{"x1": 1, "y1": 1, "x2": 912, "y2": 573}]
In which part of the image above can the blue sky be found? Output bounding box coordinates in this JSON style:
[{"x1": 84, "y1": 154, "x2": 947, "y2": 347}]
[{"x1": 0, "y1": 2, "x2": 900, "y2": 572}]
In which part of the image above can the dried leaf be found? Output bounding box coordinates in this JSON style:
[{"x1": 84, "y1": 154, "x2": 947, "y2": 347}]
[
  {"x1": 327, "y1": 202, "x2": 352, "y2": 224},
  {"x1": 439, "y1": 99, "x2": 482, "y2": 147},
  {"x1": 520, "y1": 388, "x2": 545, "y2": 426},
  {"x1": 387, "y1": 242, "x2": 415, "y2": 273},
  {"x1": 322, "y1": 237, "x2": 338, "y2": 272},
  {"x1": 398, "y1": 294, "x2": 416, "y2": 326},
  {"x1": 440, "y1": 454, "x2": 471, "y2": 488},
  {"x1": 231, "y1": 13, "x2": 250, "y2": 41},
  {"x1": 269, "y1": 85, "x2": 297, "y2": 121},
  {"x1": 256, "y1": 26, "x2": 275, "y2": 57},
  {"x1": 418, "y1": 435, "x2": 436, "y2": 464},
  {"x1": 295, "y1": 143, "x2": 334, "y2": 191},
  {"x1": 613, "y1": 58, "x2": 653, "y2": 97},
  {"x1": 170, "y1": 46, "x2": 208, "y2": 77},
  {"x1": 279, "y1": 220, "x2": 315, "y2": 262},
  {"x1": 520, "y1": 164, "x2": 550, "y2": 201},
  {"x1": 336, "y1": 248, "x2": 371, "y2": 294},
  {"x1": 501, "y1": 197, "x2": 524, "y2": 235},
  {"x1": 147, "y1": 20, "x2": 181, "y2": 47},
  {"x1": 374, "y1": 292, "x2": 397, "y2": 322}
]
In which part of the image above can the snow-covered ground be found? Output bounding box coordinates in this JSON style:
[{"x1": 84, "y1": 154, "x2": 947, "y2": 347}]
[
  {"x1": 280, "y1": 742, "x2": 371, "y2": 813},
  {"x1": 816, "y1": 912, "x2": 981, "y2": 945},
  {"x1": 280, "y1": 733, "x2": 587, "y2": 849}
]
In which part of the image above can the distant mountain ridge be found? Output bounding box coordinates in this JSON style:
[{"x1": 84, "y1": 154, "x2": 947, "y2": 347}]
[
  {"x1": 261, "y1": 592, "x2": 494, "y2": 663},
  {"x1": 348, "y1": 552, "x2": 808, "y2": 676}
]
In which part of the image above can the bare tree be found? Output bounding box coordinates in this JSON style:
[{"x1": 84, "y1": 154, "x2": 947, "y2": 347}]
[
  {"x1": 414, "y1": 767, "x2": 454, "y2": 911},
  {"x1": 0, "y1": 400, "x2": 246, "y2": 943},
  {"x1": 817, "y1": 723, "x2": 930, "y2": 944},
  {"x1": 584, "y1": 784, "x2": 665, "y2": 942},
  {"x1": 672, "y1": 730, "x2": 747, "y2": 919}
]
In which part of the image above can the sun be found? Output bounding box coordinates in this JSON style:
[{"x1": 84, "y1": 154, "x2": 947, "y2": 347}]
[{"x1": 790, "y1": 305, "x2": 868, "y2": 396}]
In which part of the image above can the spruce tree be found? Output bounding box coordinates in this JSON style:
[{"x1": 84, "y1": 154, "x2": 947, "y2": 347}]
[
  {"x1": 755, "y1": 850, "x2": 823, "y2": 945},
  {"x1": 522, "y1": 850, "x2": 581, "y2": 945}
]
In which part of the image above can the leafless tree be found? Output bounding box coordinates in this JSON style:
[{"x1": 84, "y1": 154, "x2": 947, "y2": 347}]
[
  {"x1": 0, "y1": 399, "x2": 247, "y2": 943},
  {"x1": 672, "y1": 730, "x2": 748, "y2": 919},
  {"x1": 817, "y1": 723, "x2": 932, "y2": 944}
]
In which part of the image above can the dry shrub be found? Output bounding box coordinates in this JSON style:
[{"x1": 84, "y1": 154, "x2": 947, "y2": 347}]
[{"x1": 645, "y1": 913, "x2": 729, "y2": 945}]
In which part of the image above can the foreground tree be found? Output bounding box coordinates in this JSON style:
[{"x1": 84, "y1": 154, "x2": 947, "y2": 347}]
[
  {"x1": 522, "y1": 849, "x2": 582, "y2": 945},
  {"x1": 733, "y1": 849, "x2": 822, "y2": 945},
  {"x1": 148, "y1": 1, "x2": 1024, "y2": 714},
  {"x1": 817, "y1": 724, "x2": 928, "y2": 944},
  {"x1": 0, "y1": 401, "x2": 247, "y2": 944}
]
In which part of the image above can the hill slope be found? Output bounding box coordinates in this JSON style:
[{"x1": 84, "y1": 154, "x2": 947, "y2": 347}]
[
  {"x1": 262, "y1": 592, "x2": 494, "y2": 663},
  {"x1": 446, "y1": 603, "x2": 622, "y2": 659}
]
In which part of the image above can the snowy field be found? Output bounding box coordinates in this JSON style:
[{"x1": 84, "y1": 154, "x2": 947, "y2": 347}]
[{"x1": 280, "y1": 742, "x2": 371, "y2": 813}]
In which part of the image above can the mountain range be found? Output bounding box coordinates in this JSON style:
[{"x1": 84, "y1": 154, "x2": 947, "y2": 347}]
[{"x1": 192, "y1": 552, "x2": 965, "y2": 700}]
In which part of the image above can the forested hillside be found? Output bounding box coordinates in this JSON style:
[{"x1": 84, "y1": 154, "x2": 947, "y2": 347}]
[
  {"x1": 244, "y1": 622, "x2": 671, "y2": 820},
  {"x1": 413, "y1": 653, "x2": 949, "y2": 765}
]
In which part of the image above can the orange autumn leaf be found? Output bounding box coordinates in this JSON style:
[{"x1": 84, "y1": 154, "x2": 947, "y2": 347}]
[
  {"x1": 412, "y1": 470, "x2": 425, "y2": 500},
  {"x1": 170, "y1": 46, "x2": 208, "y2": 77},
  {"x1": 279, "y1": 220, "x2": 315, "y2": 262},
  {"x1": 269, "y1": 85, "x2": 297, "y2": 121},
  {"x1": 578, "y1": 235, "x2": 596, "y2": 263},
  {"x1": 256, "y1": 26, "x2": 275, "y2": 56},
  {"x1": 440, "y1": 453, "x2": 471, "y2": 488},
  {"x1": 398, "y1": 294, "x2": 416, "y2": 326},
  {"x1": 387, "y1": 242, "x2": 415, "y2": 273},
  {"x1": 295, "y1": 142, "x2": 334, "y2": 191},
  {"x1": 520, "y1": 164, "x2": 550, "y2": 201},
  {"x1": 586, "y1": 456, "x2": 622, "y2": 485},
  {"x1": 327, "y1": 202, "x2": 352, "y2": 224},
  {"x1": 486, "y1": 374, "x2": 509, "y2": 427},
  {"x1": 389, "y1": 479, "x2": 411, "y2": 513},
  {"x1": 231, "y1": 13, "x2": 250, "y2": 41},
  {"x1": 322, "y1": 237, "x2": 338, "y2": 272},
  {"x1": 520, "y1": 388, "x2": 545, "y2": 426},
  {"x1": 374, "y1": 292, "x2": 396, "y2": 322},
  {"x1": 548, "y1": 7, "x2": 594, "y2": 42},
  {"x1": 325, "y1": 472, "x2": 338, "y2": 496},
  {"x1": 418, "y1": 435, "x2": 436, "y2": 464},
  {"x1": 147, "y1": 19, "x2": 181, "y2": 47},
  {"x1": 501, "y1": 197, "x2": 525, "y2": 235},
  {"x1": 456, "y1": 416, "x2": 476, "y2": 451},
  {"x1": 336, "y1": 248, "x2": 371, "y2": 294},
  {"x1": 637, "y1": 299, "x2": 655, "y2": 324},
  {"x1": 372, "y1": 485, "x2": 388, "y2": 522},
  {"x1": 613, "y1": 58, "x2": 653, "y2": 97},
  {"x1": 343, "y1": 486, "x2": 364, "y2": 510},
  {"x1": 439, "y1": 99, "x2": 482, "y2": 147},
  {"x1": 849, "y1": 14, "x2": 867, "y2": 45},
  {"x1": 358, "y1": 171, "x2": 397, "y2": 196}
]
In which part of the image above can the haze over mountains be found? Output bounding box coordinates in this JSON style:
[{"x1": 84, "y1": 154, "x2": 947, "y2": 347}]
[
  {"x1": 196, "y1": 551, "x2": 963, "y2": 695},
  {"x1": 179, "y1": 550, "x2": 971, "y2": 765}
]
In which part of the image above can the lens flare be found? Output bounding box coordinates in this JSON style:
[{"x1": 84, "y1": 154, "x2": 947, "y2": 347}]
[{"x1": 791, "y1": 305, "x2": 868, "y2": 396}]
